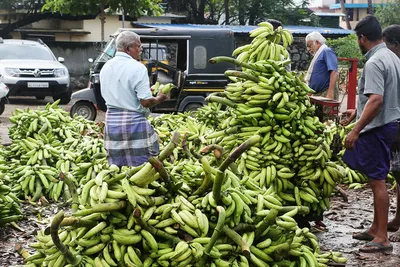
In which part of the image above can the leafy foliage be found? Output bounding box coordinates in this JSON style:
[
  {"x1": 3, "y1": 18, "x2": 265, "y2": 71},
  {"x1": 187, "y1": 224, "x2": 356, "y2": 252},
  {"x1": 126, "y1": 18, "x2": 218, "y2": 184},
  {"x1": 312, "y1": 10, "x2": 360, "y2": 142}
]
[
  {"x1": 326, "y1": 34, "x2": 365, "y2": 65},
  {"x1": 42, "y1": 0, "x2": 163, "y2": 17},
  {"x1": 165, "y1": 0, "x2": 311, "y2": 25},
  {"x1": 375, "y1": 1, "x2": 400, "y2": 29}
]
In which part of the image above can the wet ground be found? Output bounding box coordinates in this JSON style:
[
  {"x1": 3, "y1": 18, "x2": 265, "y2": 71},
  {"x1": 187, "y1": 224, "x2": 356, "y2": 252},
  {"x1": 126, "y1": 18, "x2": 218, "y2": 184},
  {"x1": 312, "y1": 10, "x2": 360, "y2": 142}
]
[
  {"x1": 2, "y1": 96, "x2": 400, "y2": 266},
  {"x1": 317, "y1": 185, "x2": 400, "y2": 267}
]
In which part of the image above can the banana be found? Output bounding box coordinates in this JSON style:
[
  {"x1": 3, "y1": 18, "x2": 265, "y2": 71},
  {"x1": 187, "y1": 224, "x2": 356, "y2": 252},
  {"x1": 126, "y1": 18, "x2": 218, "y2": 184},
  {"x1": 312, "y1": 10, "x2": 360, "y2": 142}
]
[
  {"x1": 141, "y1": 229, "x2": 158, "y2": 252},
  {"x1": 103, "y1": 245, "x2": 117, "y2": 266}
]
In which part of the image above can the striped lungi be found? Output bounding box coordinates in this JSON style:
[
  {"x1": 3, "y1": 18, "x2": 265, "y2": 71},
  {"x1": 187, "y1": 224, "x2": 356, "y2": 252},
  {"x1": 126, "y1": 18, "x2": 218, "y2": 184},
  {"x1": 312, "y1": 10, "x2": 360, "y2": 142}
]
[{"x1": 104, "y1": 108, "x2": 160, "y2": 167}]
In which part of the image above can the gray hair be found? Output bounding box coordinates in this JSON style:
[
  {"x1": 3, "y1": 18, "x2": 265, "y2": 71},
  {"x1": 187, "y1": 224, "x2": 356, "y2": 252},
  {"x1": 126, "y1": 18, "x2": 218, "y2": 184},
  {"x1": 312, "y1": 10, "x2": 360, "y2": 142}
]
[
  {"x1": 305, "y1": 31, "x2": 326, "y2": 44},
  {"x1": 116, "y1": 31, "x2": 140, "y2": 51}
]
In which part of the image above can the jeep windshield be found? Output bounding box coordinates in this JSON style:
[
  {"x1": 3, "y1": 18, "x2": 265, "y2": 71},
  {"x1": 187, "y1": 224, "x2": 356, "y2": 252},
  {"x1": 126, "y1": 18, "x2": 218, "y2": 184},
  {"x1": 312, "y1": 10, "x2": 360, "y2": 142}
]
[
  {"x1": 0, "y1": 44, "x2": 55, "y2": 61},
  {"x1": 91, "y1": 39, "x2": 116, "y2": 72},
  {"x1": 141, "y1": 45, "x2": 167, "y2": 61}
]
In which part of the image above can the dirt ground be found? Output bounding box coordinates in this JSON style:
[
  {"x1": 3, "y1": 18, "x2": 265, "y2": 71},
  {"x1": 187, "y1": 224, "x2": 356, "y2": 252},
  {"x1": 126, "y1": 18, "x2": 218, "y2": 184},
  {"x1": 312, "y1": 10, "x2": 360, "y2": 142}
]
[{"x1": 1, "y1": 97, "x2": 400, "y2": 267}]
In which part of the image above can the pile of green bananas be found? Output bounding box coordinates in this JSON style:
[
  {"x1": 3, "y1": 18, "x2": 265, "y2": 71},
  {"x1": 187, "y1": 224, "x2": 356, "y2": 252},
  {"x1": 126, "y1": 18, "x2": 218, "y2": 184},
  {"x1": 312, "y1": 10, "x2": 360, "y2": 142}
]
[
  {"x1": 233, "y1": 22, "x2": 293, "y2": 63},
  {"x1": 324, "y1": 120, "x2": 394, "y2": 189},
  {"x1": 0, "y1": 100, "x2": 106, "y2": 203},
  {"x1": 24, "y1": 133, "x2": 347, "y2": 267},
  {"x1": 9, "y1": 21, "x2": 348, "y2": 266},
  {"x1": 150, "y1": 113, "x2": 213, "y2": 160},
  {"x1": 193, "y1": 102, "x2": 225, "y2": 128},
  {"x1": 0, "y1": 149, "x2": 22, "y2": 226},
  {"x1": 204, "y1": 23, "x2": 345, "y2": 217}
]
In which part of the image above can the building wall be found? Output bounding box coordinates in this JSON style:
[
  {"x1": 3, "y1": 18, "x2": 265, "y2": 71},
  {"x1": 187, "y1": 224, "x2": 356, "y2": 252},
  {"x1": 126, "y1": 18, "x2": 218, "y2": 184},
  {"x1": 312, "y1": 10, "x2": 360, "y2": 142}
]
[
  {"x1": 337, "y1": 7, "x2": 369, "y2": 29},
  {"x1": 46, "y1": 41, "x2": 102, "y2": 89},
  {"x1": 310, "y1": 0, "x2": 336, "y2": 8}
]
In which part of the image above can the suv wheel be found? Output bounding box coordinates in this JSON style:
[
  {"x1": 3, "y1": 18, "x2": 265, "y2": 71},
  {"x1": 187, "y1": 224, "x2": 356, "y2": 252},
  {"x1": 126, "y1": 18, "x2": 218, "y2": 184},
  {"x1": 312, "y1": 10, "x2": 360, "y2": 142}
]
[
  {"x1": 53, "y1": 87, "x2": 72, "y2": 104},
  {"x1": 70, "y1": 100, "x2": 97, "y2": 121},
  {"x1": 0, "y1": 103, "x2": 4, "y2": 115}
]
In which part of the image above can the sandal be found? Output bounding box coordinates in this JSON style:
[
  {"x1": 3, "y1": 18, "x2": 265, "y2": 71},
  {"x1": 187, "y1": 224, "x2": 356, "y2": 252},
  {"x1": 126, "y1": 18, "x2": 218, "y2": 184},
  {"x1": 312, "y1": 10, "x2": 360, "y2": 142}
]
[
  {"x1": 352, "y1": 231, "x2": 374, "y2": 241},
  {"x1": 359, "y1": 242, "x2": 393, "y2": 253}
]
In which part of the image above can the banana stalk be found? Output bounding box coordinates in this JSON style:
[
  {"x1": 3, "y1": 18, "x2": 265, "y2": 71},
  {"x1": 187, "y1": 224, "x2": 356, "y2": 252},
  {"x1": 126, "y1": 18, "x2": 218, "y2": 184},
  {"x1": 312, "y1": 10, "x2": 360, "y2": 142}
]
[
  {"x1": 254, "y1": 208, "x2": 278, "y2": 240},
  {"x1": 130, "y1": 132, "x2": 180, "y2": 186},
  {"x1": 205, "y1": 95, "x2": 236, "y2": 108},
  {"x1": 222, "y1": 225, "x2": 251, "y2": 257},
  {"x1": 50, "y1": 211, "x2": 82, "y2": 266},
  {"x1": 218, "y1": 135, "x2": 261, "y2": 172},
  {"x1": 211, "y1": 170, "x2": 225, "y2": 204},
  {"x1": 224, "y1": 70, "x2": 259, "y2": 83},
  {"x1": 148, "y1": 157, "x2": 170, "y2": 183},
  {"x1": 193, "y1": 157, "x2": 213, "y2": 196},
  {"x1": 59, "y1": 217, "x2": 98, "y2": 228},
  {"x1": 60, "y1": 172, "x2": 78, "y2": 213},
  {"x1": 74, "y1": 201, "x2": 126, "y2": 217},
  {"x1": 209, "y1": 56, "x2": 256, "y2": 71},
  {"x1": 199, "y1": 206, "x2": 226, "y2": 265}
]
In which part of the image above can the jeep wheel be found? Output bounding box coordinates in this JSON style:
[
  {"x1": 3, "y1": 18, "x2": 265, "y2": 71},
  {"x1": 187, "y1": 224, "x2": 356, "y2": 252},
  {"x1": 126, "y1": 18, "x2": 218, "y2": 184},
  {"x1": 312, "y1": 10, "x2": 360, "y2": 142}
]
[
  {"x1": 0, "y1": 103, "x2": 4, "y2": 115},
  {"x1": 70, "y1": 101, "x2": 97, "y2": 121},
  {"x1": 184, "y1": 103, "x2": 202, "y2": 112},
  {"x1": 54, "y1": 88, "x2": 72, "y2": 104}
]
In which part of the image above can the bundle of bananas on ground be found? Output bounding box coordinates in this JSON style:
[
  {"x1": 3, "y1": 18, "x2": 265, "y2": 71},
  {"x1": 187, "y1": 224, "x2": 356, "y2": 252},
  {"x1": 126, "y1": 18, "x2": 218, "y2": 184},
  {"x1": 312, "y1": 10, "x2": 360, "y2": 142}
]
[
  {"x1": 0, "y1": 101, "x2": 107, "y2": 203},
  {"x1": 324, "y1": 121, "x2": 381, "y2": 188},
  {"x1": 150, "y1": 113, "x2": 213, "y2": 161},
  {"x1": 0, "y1": 154, "x2": 22, "y2": 226},
  {"x1": 207, "y1": 45, "x2": 343, "y2": 217},
  {"x1": 23, "y1": 134, "x2": 347, "y2": 267},
  {"x1": 233, "y1": 21, "x2": 293, "y2": 63},
  {"x1": 193, "y1": 102, "x2": 226, "y2": 129}
]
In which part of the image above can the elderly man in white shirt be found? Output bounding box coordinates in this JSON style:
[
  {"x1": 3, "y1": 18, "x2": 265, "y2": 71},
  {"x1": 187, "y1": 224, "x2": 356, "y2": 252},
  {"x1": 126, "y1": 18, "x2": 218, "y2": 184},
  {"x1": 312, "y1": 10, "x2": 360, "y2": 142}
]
[{"x1": 100, "y1": 31, "x2": 167, "y2": 167}]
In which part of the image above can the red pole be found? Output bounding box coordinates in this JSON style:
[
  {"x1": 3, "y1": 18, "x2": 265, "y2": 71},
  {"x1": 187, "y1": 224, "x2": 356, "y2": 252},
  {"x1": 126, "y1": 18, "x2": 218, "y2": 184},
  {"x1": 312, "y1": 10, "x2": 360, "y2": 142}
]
[{"x1": 347, "y1": 58, "x2": 358, "y2": 110}]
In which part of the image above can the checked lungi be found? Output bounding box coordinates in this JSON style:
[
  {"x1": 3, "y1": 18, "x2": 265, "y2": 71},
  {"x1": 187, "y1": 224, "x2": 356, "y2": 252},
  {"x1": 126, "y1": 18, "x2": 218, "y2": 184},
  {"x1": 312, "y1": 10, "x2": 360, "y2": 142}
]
[{"x1": 104, "y1": 108, "x2": 160, "y2": 167}]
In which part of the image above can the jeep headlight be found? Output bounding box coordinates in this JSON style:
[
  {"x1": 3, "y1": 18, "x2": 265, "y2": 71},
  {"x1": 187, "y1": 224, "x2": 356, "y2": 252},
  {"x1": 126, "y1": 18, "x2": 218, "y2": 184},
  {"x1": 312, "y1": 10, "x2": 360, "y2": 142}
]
[
  {"x1": 53, "y1": 68, "x2": 66, "y2": 77},
  {"x1": 91, "y1": 73, "x2": 100, "y2": 84},
  {"x1": 5, "y1": 68, "x2": 21, "y2": 77}
]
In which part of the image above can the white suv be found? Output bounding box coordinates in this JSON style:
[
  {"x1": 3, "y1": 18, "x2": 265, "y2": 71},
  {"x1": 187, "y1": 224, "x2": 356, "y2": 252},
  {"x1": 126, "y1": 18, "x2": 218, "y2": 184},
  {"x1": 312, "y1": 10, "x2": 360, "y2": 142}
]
[{"x1": 0, "y1": 38, "x2": 71, "y2": 104}]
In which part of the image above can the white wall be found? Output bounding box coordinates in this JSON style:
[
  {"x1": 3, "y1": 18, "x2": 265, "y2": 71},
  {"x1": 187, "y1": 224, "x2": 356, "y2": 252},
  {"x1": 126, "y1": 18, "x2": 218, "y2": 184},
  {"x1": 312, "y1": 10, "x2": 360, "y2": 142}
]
[{"x1": 309, "y1": 0, "x2": 335, "y2": 8}]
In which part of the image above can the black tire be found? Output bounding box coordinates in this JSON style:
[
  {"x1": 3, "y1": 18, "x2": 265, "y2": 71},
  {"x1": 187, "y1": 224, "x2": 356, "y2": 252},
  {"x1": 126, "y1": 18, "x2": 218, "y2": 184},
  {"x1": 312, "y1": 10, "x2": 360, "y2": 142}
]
[
  {"x1": 0, "y1": 103, "x2": 4, "y2": 115},
  {"x1": 35, "y1": 96, "x2": 45, "y2": 100},
  {"x1": 70, "y1": 101, "x2": 97, "y2": 121},
  {"x1": 184, "y1": 103, "x2": 202, "y2": 112},
  {"x1": 53, "y1": 87, "x2": 72, "y2": 105}
]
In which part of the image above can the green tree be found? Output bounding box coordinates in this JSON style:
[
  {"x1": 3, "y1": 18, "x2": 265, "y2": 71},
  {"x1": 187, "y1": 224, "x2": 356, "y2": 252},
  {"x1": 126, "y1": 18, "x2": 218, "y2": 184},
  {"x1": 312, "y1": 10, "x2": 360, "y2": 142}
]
[
  {"x1": 165, "y1": 0, "x2": 310, "y2": 25},
  {"x1": 375, "y1": 1, "x2": 400, "y2": 29},
  {"x1": 326, "y1": 34, "x2": 365, "y2": 64},
  {"x1": 0, "y1": 0, "x2": 162, "y2": 40},
  {"x1": 0, "y1": 0, "x2": 61, "y2": 38},
  {"x1": 42, "y1": 0, "x2": 162, "y2": 43}
]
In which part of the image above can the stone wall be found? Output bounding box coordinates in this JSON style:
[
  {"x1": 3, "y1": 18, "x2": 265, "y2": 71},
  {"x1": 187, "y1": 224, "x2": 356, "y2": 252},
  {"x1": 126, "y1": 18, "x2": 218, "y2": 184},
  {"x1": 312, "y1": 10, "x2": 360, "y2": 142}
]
[
  {"x1": 288, "y1": 37, "x2": 313, "y2": 71},
  {"x1": 46, "y1": 41, "x2": 102, "y2": 90}
]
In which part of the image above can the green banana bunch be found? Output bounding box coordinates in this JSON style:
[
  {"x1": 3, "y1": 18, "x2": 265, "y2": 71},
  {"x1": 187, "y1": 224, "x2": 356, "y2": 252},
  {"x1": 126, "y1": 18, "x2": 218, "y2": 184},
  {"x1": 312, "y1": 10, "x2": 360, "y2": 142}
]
[{"x1": 17, "y1": 20, "x2": 348, "y2": 266}]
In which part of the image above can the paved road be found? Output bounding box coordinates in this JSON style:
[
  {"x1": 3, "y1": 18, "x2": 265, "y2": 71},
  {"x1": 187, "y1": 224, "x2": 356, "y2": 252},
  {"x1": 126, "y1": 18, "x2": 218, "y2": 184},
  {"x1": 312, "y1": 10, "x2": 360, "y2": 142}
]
[{"x1": 0, "y1": 96, "x2": 105, "y2": 144}]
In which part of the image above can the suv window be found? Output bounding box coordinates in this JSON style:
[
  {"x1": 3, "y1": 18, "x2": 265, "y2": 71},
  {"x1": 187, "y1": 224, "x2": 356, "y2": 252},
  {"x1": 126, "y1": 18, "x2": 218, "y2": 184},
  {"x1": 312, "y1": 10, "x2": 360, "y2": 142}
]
[{"x1": 0, "y1": 44, "x2": 55, "y2": 61}]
